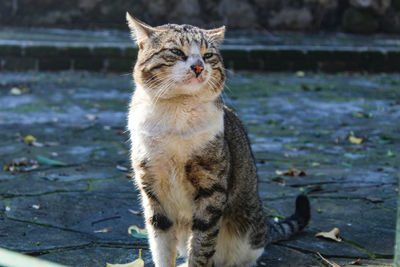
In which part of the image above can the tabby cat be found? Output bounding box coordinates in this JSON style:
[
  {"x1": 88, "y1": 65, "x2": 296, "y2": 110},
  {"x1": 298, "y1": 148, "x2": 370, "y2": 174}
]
[{"x1": 126, "y1": 12, "x2": 310, "y2": 267}]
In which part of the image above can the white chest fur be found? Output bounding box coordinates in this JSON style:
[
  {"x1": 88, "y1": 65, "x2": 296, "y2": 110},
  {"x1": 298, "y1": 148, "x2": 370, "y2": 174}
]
[
  {"x1": 128, "y1": 88, "x2": 224, "y2": 220},
  {"x1": 128, "y1": 90, "x2": 223, "y2": 159}
]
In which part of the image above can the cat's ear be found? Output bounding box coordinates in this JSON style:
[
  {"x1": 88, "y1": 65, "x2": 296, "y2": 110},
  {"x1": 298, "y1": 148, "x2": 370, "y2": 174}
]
[
  {"x1": 126, "y1": 12, "x2": 157, "y2": 48},
  {"x1": 204, "y1": 26, "x2": 226, "y2": 46}
]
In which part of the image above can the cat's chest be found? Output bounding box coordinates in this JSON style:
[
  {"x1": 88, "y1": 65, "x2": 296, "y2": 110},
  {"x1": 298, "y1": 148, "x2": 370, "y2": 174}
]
[
  {"x1": 129, "y1": 99, "x2": 223, "y2": 161},
  {"x1": 129, "y1": 99, "x2": 224, "y2": 218}
]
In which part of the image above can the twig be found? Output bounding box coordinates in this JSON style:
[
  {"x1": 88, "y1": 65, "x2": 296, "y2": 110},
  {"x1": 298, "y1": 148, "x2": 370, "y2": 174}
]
[
  {"x1": 316, "y1": 252, "x2": 341, "y2": 267},
  {"x1": 91, "y1": 216, "x2": 121, "y2": 226}
]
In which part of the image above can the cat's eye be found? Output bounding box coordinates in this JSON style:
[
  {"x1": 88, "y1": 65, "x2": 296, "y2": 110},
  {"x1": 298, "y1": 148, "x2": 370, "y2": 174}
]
[
  {"x1": 170, "y1": 49, "x2": 186, "y2": 58},
  {"x1": 203, "y1": 53, "x2": 213, "y2": 59}
]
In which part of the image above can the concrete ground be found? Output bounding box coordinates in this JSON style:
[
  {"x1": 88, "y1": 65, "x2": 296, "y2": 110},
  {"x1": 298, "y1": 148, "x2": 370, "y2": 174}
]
[{"x1": 0, "y1": 71, "x2": 398, "y2": 266}]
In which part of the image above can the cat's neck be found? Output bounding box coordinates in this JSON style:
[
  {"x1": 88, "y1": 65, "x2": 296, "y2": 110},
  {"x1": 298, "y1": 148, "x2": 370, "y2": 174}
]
[
  {"x1": 132, "y1": 84, "x2": 219, "y2": 111},
  {"x1": 129, "y1": 84, "x2": 223, "y2": 138}
]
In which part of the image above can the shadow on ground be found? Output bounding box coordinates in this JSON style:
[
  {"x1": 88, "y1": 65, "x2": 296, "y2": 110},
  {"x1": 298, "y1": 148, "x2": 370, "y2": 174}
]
[{"x1": 0, "y1": 71, "x2": 398, "y2": 266}]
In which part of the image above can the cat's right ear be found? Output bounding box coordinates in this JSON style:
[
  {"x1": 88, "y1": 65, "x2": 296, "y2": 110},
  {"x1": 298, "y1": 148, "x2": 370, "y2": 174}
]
[{"x1": 126, "y1": 12, "x2": 156, "y2": 49}]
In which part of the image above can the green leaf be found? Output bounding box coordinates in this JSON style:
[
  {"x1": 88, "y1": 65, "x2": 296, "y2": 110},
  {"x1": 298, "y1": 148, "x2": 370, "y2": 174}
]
[
  {"x1": 128, "y1": 225, "x2": 148, "y2": 239},
  {"x1": 36, "y1": 155, "x2": 67, "y2": 166}
]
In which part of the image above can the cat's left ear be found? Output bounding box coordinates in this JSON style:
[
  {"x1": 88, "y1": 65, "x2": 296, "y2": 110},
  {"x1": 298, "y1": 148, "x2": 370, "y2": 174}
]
[
  {"x1": 204, "y1": 26, "x2": 226, "y2": 46},
  {"x1": 126, "y1": 12, "x2": 158, "y2": 48}
]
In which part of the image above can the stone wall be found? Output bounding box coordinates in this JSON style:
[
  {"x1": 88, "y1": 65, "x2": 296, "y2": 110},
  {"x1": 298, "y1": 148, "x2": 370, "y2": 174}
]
[{"x1": 1, "y1": 0, "x2": 399, "y2": 33}]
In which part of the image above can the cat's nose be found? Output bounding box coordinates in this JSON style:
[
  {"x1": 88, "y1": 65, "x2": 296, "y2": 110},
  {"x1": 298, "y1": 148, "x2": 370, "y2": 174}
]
[{"x1": 190, "y1": 60, "x2": 204, "y2": 77}]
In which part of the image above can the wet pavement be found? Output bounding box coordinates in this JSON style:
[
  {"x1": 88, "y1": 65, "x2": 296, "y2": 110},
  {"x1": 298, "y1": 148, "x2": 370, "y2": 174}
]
[{"x1": 0, "y1": 71, "x2": 399, "y2": 266}]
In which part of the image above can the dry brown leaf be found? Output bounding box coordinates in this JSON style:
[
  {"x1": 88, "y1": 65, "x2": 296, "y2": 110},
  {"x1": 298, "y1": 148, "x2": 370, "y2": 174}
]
[
  {"x1": 365, "y1": 197, "x2": 383, "y2": 203},
  {"x1": 349, "y1": 258, "x2": 361, "y2": 265},
  {"x1": 4, "y1": 157, "x2": 39, "y2": 172},
  {"x1": 275, "y1": 168, "x2": 306, "y2": 176},
  {"x1": 315, "y1": 227, "x2": 342, "y2": 242}
]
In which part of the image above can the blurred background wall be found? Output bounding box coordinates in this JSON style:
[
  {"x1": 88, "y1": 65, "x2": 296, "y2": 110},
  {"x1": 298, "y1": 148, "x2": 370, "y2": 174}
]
[{"x1": 1, "y1": 0, "x2": 400, "y2": 34}]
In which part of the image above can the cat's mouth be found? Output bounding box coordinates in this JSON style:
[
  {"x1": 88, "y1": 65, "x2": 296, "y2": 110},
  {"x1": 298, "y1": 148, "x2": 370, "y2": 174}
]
[{"x1": 183, "y1": 75, "x2": 204, "y2": 84}]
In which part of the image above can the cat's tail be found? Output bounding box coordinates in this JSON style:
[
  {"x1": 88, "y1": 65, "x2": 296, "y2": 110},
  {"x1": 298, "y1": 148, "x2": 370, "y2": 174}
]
[{"x1": 266, "y1": 195, "x2": 310, "y2": 244}]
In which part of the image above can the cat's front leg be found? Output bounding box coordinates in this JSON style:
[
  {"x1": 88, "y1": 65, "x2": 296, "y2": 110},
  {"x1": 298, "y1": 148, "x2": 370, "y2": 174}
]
[
  {"x1": 139, "y1": 179, "x2": 178, "y2": 267},
  {"x1": 146, "y1": 219, "x2": 177, "y2": 267},
  {"x1": 185, "y1": 138, "x2": 230, "y2": 267},
  {"x1": 188, "y1": 189, "x2": 227, "y2": 267}
]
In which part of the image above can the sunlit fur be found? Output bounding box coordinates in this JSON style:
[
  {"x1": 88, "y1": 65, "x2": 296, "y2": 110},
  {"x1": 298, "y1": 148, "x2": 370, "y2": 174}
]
[
  {"x1": 127, "y1": 13, "x2": 232, "y2": 267},
  {"x1": 127, "y1": 13, "x2": 310, "y2": 267}
]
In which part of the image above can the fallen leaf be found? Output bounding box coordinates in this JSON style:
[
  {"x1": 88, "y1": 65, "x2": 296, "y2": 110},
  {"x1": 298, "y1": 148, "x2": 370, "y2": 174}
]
[
  {"x1": 107, "y1": 249, "x2": 144, "y2": 267},
  {"x1": 32, "y1": 141, "x2": 44, "y2": 147},
  {"x1": 349, "y1": 258, "x2": 361, "y2": 265},
  {"x1": 365, "y1": 197, "x2": 383, "y2": 203},
  {"x1": 5, "y1": 206, "x2": 10, "y2": 212},
  {"x1": 349, "y1": 135, "x2": 364, "y2": 145},
  {"x1": 24, "y1": 135, "x2": 36, "y2": 145},
  {"x1": 296, "y1": 71, "x2": 305, "y2": 77},
  {"x1": 316, "y1": 252, "x2": 341, "y2": 267},
  {"x1": 94, "y1": 227, "x2": 112, "y2": 233},
  {"x1": 116, "y1": 164, "x2": 129, "y2": 172},
  {"x1": 315, "y1": 227, "x2": 342, "y2": 242},
  {"x1": 387, "y1": 150, "x2": 395, "y2": 157},
  {"x1": 10, "y1": 87, "x2": 22, "y2": 95},
  {"x1": 276, "y1": 168, "x2": 306, "y2": 176},
  {"x1": 32, "y1": 204, "x2": 40, "y2": 210},
  {"x1": 36, "y1": 155, "x2": 67, "y2": 166},
  {"x1": 128, "y1": 225, "x2": 148, "y2": 239},
  {"x1": 85, "y1": 114, "x2": 98, "y2": 121},
  {"x1": 128, "y1": 209, "x2": 142, "y2": 216},
  {"x1": 4, "y1": 157, "x2": 39, "y2": 172},
  {"x1": 10, "y1": 87, "x2": 28, "y2": 95}
]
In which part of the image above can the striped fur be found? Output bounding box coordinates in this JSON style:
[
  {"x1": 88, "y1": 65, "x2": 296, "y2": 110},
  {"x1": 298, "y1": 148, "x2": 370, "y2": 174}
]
[{"x1": 126, "y1": 13, "x2": 310, "y2": 267}]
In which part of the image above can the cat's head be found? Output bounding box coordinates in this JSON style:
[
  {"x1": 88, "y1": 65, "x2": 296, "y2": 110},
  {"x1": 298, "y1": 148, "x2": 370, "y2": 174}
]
[{"x1": 126, "y1": 12, "x2": 226, "y2": 100}]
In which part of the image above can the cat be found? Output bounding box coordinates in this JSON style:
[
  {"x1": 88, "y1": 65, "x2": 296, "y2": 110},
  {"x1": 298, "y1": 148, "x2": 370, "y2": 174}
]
[{"x1": 126, "y1": 12, "x2": 310, "y2": 267}]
